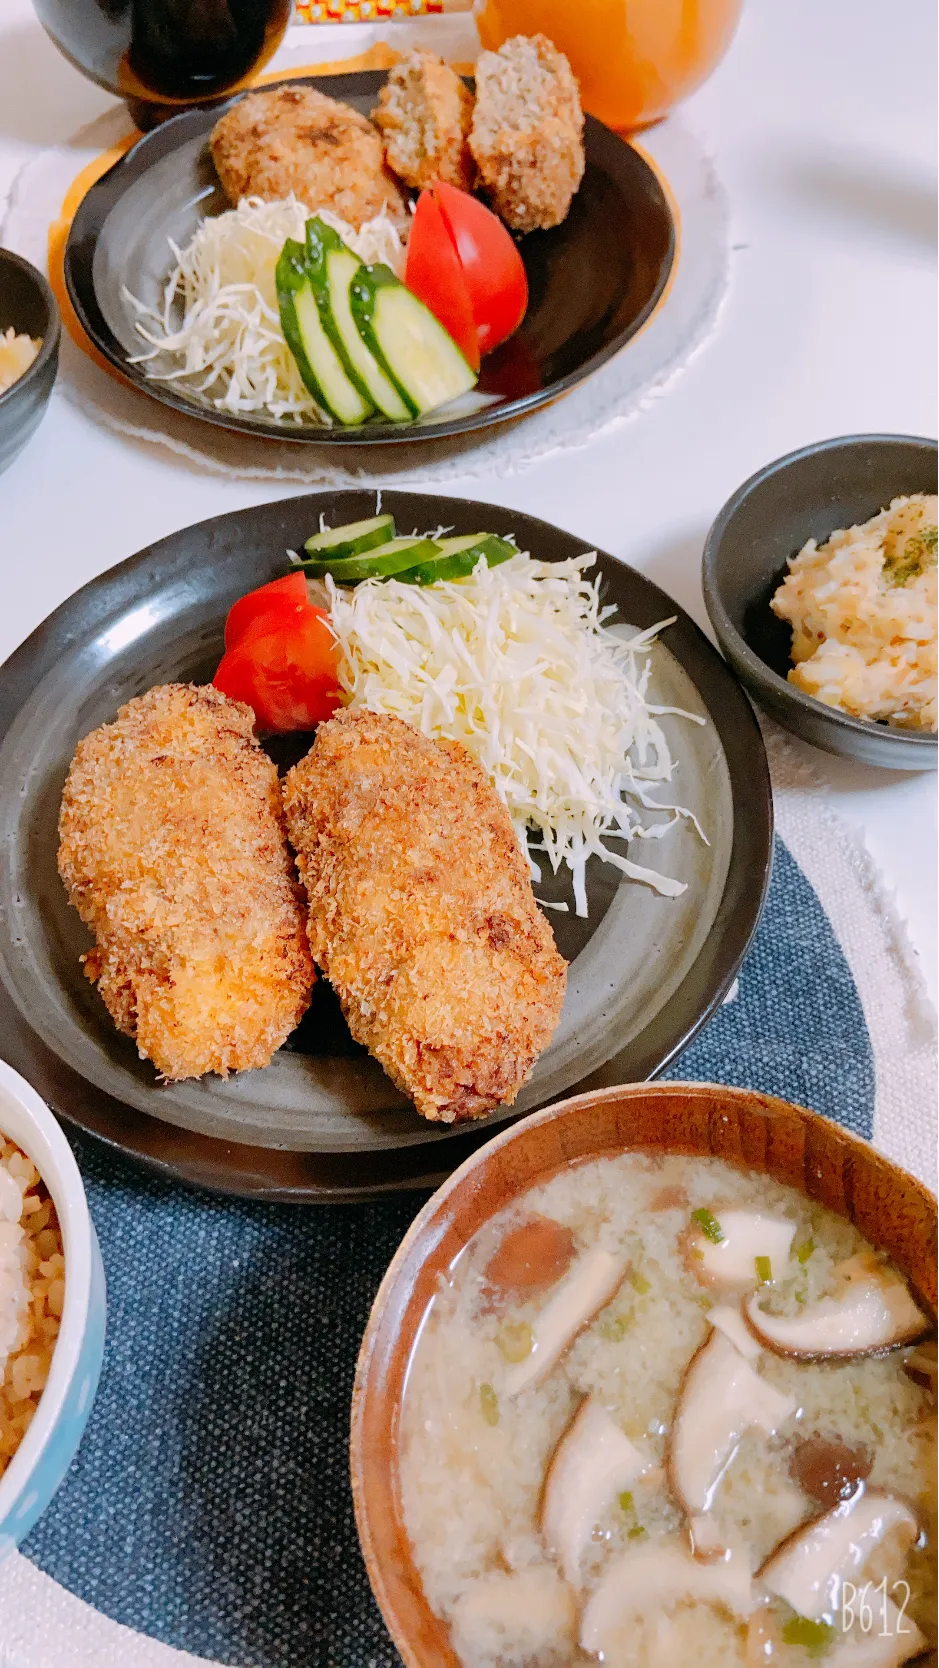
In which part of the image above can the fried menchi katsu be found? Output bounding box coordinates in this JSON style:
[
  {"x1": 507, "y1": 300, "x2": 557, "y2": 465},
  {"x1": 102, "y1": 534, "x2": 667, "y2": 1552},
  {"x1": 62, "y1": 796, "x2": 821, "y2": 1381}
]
[
  {"x1": 210, "y1": 85, "x2": 406, "y2": 232},
  {"x1": 282, "y1": 709, "x2": 567, "y2": 1123},
  {"x1": 58, "y1": 684, "x2": 314, "y2": 1081},
  {"x1": 469, "y1": 34, "x2": 585, "y2": 232},
  {"x1": 373, "y1": 48, "x2": 475, "y2": 193}
]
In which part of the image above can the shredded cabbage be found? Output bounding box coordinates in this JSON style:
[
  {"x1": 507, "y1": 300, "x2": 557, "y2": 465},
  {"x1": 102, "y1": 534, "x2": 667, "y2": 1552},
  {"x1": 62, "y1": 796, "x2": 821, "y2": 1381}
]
[
  {"x1": 327, "y1": 552, "x2": 707, "y2": 916},
  {"x1": 123, "y1": 195, "x2": 405, "y2": 423}
]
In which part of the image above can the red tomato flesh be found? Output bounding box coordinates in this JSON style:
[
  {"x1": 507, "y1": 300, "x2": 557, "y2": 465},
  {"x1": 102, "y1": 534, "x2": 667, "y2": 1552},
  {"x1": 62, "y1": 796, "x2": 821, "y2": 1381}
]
[
  {"x1": 224, "y1": 571, "x2": 310, "y2": 651},
  {"x1": 213, "y1": 605, "x2": 341, "y2": 733},
  {"x1": 404, "y1": 190, "x2": 480, "y2": 371},
  {"x1": 432, "y1": 181, "x2": 528, "y2": 357}
]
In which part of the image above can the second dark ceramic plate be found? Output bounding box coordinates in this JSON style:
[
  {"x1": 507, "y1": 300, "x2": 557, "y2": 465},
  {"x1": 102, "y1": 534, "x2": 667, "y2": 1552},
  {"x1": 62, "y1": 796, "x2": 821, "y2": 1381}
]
[
  {"x1": 63, "y1": 70, "x2": 675, "y2": 445},
  {"x1": 0, "y1": 492, "x2": 771, "y2": 1199}
]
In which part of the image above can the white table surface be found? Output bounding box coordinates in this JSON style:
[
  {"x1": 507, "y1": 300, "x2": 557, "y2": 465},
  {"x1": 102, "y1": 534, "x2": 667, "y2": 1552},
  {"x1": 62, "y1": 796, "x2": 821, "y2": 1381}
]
[{"x1": 0, "y1": 0, "x2": 936, "y2": 1001}]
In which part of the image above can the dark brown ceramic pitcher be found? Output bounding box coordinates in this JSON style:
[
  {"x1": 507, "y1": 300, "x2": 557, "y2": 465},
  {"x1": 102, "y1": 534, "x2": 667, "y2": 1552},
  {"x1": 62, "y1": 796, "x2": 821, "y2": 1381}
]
[{"x1": 32, "y1": 0, "x2": 291, "y2": 126}]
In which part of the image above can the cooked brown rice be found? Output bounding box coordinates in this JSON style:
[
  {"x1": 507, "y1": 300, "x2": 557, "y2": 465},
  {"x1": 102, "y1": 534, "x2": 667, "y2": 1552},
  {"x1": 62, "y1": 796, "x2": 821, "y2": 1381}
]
[{"x1": 0, "y1": 1136, "x2": 64, "y2": 1479}]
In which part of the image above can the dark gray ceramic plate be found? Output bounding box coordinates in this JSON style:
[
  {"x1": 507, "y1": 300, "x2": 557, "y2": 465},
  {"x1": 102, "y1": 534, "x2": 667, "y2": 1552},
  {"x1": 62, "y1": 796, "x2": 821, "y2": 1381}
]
[
  {"x1": 63, "y1": 70, "x2": 674, "y2": 445},
  {"x1": 0, "y1": 491, "x2": 771, "y2": 1200},
  {"x1": 703, "y1": 434, "x2": 938, "y2": 769}
]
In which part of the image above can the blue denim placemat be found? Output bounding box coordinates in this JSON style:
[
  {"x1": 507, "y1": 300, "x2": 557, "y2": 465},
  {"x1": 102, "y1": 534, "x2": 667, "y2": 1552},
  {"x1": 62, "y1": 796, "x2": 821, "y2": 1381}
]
[{"x1": 22, "y1": 838, "x2": 874, "y2": 1667}]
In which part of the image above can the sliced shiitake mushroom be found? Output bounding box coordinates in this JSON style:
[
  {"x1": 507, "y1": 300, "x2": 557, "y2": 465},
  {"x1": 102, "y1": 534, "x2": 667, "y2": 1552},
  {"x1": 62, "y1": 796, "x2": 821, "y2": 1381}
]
[
  {"x1": 745, "y1": 1256, "x2": 930, "y2": 1361},
  {"x1": 788, "y1": 1434, "x2": 873, "y2": 1509},
  {"x1": 483, "y1": 1216, "x2": 576, "y2": 1303},
  {"x1": 903, "y1": 1339, "x2": 938, "y2": 1393},
  {"x1": 683, "y1": 1209, "x2": 796, "y2": 1292},
  {"x1": 541, "y1": 1397, "x2": 648, "y2": 1587},
  {"x1": 449, "y1": 1566, "x2": 577, "y2": 1662},
  {"x1": 504, "y1": 1248, "x2": 628, "y2": 1397},
  {"x1": 666, "y1": 1329, "x2": 797, "y2": 1515},
  {"x1": 686, "y1": 1513, "x2": 733, "y2": 1564},
  {"x1": 825, "y1": 1596, "x2": 926, "y2": 1665},
  {"x1": 709, "y1": 1301, "x2": 762, "y2": 1360},
  {"x1": 580, "y1": 1538, "x2": 756, "y2": 1657},
  {"x1": 757, "y1": 1489, "x2": 919, "y2": 1622}
]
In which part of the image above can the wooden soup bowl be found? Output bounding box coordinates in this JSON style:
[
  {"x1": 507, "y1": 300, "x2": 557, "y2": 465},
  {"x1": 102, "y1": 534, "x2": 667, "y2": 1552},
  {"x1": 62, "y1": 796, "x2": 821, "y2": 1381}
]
[{"x1": 350, "y1": 1082, "x2": 938, "y2": 1667}]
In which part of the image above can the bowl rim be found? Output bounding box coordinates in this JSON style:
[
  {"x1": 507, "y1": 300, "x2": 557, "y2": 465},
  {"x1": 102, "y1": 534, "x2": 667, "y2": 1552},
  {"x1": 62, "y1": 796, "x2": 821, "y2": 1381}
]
[
  {"x1": 0, "y1": 1058, "x2": 95, "y2": 1523},
  {"x1": 701, "y1": 432, "x2": 938, "y2": 752},
  {"x1": 350, "y1": 1078, "x2": 938, "y2": 1668},
  {"x1": 0, "y1": 248, "x2": 61, "y2": 412}
]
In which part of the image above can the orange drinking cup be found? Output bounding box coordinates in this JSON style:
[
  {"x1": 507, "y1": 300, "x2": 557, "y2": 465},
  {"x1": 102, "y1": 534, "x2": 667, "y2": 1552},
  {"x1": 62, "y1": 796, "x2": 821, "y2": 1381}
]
[{"x1": 475, "y1": 0, "x2": 744, "y2": 130}]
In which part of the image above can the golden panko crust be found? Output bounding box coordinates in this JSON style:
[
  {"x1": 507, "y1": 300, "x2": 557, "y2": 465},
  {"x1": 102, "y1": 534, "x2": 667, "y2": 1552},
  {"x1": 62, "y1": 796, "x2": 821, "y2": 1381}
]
[
  {"x1": 210, "y1": 84, "x2": 406, "y2": 230},
  {"x1": 58, "y1": 683, "x2": 314, "y2": 1081},
  {"x1": 282, "y1": 709, "x2": 567, "y2": 1124},
  {"x1": 469, "y1": 34, "x2": 585, "y2": 233},
  {"x1": 373, "y1": 49, "x2": 475, "y2": 192}
]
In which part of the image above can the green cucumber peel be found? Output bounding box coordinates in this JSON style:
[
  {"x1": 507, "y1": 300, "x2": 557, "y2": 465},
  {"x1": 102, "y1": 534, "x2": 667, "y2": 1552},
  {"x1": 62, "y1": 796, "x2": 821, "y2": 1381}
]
[
  {"x1": 349, "y1": 264, "x2": 419, "y2": 416},
  {"x1": 306, "y1": 536, "x2": 443, "y2": 583},
  {"x1": 275, "y1": 238, "x2": 371, "y2": 425},
  {"x1": 395, "y1": 534, "x2": 516, "y2": 585},
  {"x1": 302, "y1": 513, "x2": 396, "y2": 562},
  {"x1": 349, "y1": 264, "x2": 476, "y2": 417}
]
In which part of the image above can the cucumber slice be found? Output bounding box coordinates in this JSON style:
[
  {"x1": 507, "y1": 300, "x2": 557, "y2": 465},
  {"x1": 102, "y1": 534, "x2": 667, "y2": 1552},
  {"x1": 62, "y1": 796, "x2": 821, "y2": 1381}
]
[
  {"x1": 305, "y1": 220, "x2": 412, "y2": 424},
  {"x1": 349, "y1": 264, "x2": 477, "y2": 418},
  {"x1": 302, "y1": 514, "x2": 396, "y2": 563},
  {"x1": 396, "y1": 534, "x2": 517, "y2": 586},
  {"x1": 276, "y1": 239, "x2": 372, "y2": 426},
  {"x1": 308, "y1": 536, "x2": 443, "y2": 584}
]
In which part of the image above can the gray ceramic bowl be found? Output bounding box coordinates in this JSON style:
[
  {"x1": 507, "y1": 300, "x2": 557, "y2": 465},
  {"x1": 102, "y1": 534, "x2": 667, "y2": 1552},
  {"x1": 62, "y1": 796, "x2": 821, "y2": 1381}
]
[
  {"x1": 702, "y1": 434, "x2": 938, "y2": 769},
  {"x1": 0, "y1": 249, "x2": 60, "y2": 476}
]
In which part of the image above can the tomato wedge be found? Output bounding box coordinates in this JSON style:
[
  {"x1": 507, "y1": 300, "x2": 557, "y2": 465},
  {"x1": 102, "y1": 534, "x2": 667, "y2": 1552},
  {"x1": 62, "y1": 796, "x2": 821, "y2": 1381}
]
[
  {"x1": 224, "y1": 571, "x2": 310, "y2": 651},
  {"x1": 404, "y1": 190, "x2": 480, "y2": 372},
  {"x1": 432, "y1": 181, "x2": 528, "y2": 357},
  {"x1": 213, "y1": 604, "x2": 341, "y2": 733}
]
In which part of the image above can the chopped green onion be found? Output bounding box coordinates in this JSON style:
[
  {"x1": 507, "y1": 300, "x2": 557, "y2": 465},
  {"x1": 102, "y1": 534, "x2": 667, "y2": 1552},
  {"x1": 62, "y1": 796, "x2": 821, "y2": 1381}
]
[
  {"x1": 692, "y1": 1207, "x2": 724, "y2": 1244},
  {"x1": 797, "y1": 1238, "x2": 815, "y2": 1265},
  {"x1": 598, "y1": 1314, "x2": 629, "y2": 1341},
  {"x1": 497, "y1": 1321, "x2": 533, "y2": 1363},
  {"x1": 755, "y1": 1255, "x2": 773, "y2": 1285},
  {"x1": 781, "y1": 1616, "x2": 835, "y2": 1655},
  {"x1": 618, "y1": 1491, "x2": 646, "y2": 1540},
  {"x1": 479, "y1": 1383, "x2": 499, "y2": 1426},
  {"x1": 629, "y1": 1269, "x2": 651, "y2": 1295},
  {"x1": 885, "y1": 524, "x2": 938, "y2": 586}
]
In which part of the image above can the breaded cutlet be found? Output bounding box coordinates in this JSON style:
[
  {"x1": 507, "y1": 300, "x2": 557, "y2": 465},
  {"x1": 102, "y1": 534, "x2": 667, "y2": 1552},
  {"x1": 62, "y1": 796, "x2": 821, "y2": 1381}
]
[
  {"x1": 282, "y1": 709, "x2": 567, "y2": 1124},
  {"x1": 58, "y1": 684, "x2": 314, "y2": 1081},
  {"x1": 210, "y1": 85, "x2": 406, "y2": 231},
  {"x1": 469, "y1": 34, "x2": 585, "y2": 232},
  {"x1": 373, "y1": 49, "x2": 475, "y2": 192}
]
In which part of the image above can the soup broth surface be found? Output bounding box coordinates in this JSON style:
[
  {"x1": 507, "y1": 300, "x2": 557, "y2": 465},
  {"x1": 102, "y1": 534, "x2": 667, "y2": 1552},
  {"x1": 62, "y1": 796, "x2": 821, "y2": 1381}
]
[{"x1": 399, "y1": 1153, "x2": 937, "y2": 1667}]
